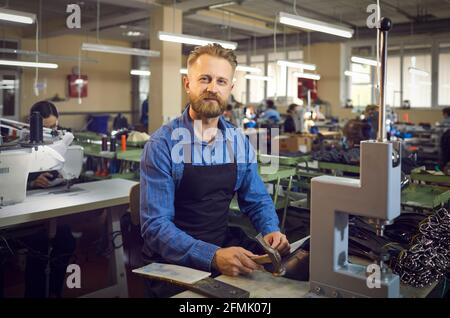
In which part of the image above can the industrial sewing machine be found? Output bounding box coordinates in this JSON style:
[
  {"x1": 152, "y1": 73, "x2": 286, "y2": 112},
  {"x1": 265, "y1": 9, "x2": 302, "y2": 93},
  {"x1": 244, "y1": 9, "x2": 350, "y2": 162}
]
[
  {"x1": 0, "y1": 113, "x2": 83, "y2": 206},
  {"x1": 309, "y1": 18, "x2": 402, "y2": 298}
]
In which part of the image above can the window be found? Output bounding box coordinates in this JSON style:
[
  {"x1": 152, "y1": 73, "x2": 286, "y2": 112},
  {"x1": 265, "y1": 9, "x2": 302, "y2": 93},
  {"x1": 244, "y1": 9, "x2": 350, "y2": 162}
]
[
  {"x1": 233, "y1": 55, "x2": 247, "y2": 103},
  {"x1": 439, "y1": 45, "x2": 450, "y2": 106},
  {"x1": 386, "y1": 56, "x2": 401, "y2": 107},
  {"x1": 249, "y1": 55, "x2": 265, "y2": 103},
  {"x1": 267, "y1": 63, "x2": 286, "y2": 98},
  {"x1": 267, "y1": 51, "x2": 304, "y2": 104},
  {"x1": 403, "y1": 53, "x2": 432, "y2": 107},
  {"x1": 349, "y1": 63, "x2": 372, "y2": 107}
]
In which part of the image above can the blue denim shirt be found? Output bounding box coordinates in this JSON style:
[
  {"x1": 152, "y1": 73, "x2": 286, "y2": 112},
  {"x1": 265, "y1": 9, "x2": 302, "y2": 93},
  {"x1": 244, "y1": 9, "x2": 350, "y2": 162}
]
[{"x1": 140, "y1": 106, "x2": 280, "y2": 272}]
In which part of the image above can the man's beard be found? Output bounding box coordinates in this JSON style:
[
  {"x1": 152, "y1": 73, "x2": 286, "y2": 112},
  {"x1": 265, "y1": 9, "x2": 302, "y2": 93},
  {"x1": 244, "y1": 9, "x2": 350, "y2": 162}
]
[{"x1": 190, "y1": 92, "x2": 227, "y2": 119}]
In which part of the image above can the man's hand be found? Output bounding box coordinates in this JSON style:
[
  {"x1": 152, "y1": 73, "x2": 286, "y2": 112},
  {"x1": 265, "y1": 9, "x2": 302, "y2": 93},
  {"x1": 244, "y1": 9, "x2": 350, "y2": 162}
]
[
  {"x1": 212, "y1": 247, "x2": 262, "y2": 277},
  {"x1": 31, "y1": 172, "x2": 53, "y2": 188},
  {"x1": 264, "y1": 232, "x2": 290, "y2": 256}
]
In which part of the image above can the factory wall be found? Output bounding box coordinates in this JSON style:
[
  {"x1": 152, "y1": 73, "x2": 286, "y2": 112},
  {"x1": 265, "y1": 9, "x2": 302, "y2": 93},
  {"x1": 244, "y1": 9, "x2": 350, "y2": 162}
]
[{"x1": 20, "y1": 35, "x2": 132, "y2": 130}]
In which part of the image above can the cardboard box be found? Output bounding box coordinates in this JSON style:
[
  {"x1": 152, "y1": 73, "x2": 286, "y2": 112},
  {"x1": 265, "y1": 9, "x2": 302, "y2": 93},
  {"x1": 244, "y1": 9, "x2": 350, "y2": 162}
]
[{"x1": 276, "y1": 134, "x2": 313, "y2": 153}]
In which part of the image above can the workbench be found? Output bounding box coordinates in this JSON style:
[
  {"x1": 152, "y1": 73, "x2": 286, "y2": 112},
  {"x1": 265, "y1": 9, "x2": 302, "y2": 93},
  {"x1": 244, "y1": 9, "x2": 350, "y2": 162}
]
[
  {"x1": 410, "y1": 169, "x2": 450, "y2": 186},
  {"x1": 317, "y1": 161, "x2": 360, "y2": 174},
  {"x1": 401, "y1": 183, "x2": 450, "y2": 210},
  {"x1": 0, "y1": 178, "x2": 138, "y2": 298},
  {"x1": 75, "y1": 142, "x2": 142, "y2": 161},
  {"x1": 173, "y1": 265, "x2": 445, "y2": 298}
]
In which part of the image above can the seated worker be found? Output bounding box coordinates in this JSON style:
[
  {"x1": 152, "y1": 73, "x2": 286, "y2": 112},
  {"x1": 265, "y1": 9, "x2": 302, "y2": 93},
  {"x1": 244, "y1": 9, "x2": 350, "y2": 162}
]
[
  {"x1": 140, "y1": 44, "x2": 290, "y2": 298},
  {"x1": 260, "y1": 100, "x2": 281, "y2": 124},
  {"x1": 23, "y1": 101, "x2": 76, "y2": 297},
  {"x1": 284, "y1": 104, "x2": 299, "y2": 133},
  {"x1": 27, "y1": 101, "x2": 61, "y2": 188},
  {"x1": 343, "y1": 118, "x2": 371, "y2": 149}
]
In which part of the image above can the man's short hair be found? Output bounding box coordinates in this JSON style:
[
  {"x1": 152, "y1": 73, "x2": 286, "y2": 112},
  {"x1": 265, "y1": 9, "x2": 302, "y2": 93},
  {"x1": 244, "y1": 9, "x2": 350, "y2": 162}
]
[{"x1": 187, "y1": 43, "x2": 237, "y2": 71}]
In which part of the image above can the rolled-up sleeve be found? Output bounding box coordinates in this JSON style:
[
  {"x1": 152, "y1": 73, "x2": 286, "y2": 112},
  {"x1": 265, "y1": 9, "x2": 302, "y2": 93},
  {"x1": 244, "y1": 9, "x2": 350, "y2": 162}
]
[
  {"x1": 236, "y1": 140, "x2": 280, "y2": 236},
  {"x1": 140, "y1": 136, "x2": 219, "y2": 271}
]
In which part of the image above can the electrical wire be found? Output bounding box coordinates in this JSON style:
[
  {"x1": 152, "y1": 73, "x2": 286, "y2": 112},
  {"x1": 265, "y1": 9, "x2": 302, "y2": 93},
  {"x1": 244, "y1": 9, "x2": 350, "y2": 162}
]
[
  {"x1": 96, "y1": 0, "x2": 100, "y2": 43},
  {"x1": 293, "y1": 0, "x2": 299, "y2": 16},
  {"x1": 375, "y1": 0, "x2": 381, "y2": 104}
]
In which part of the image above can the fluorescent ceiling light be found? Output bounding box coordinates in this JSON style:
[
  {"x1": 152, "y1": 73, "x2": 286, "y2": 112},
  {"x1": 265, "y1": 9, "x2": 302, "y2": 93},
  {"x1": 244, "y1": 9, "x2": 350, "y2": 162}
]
[
  {"x1": 244, "y1": 74, "x2": 272, "y2": 81},
  {"x1": 235, "y1": 65, "x2": 262, "y2": 73},
  {"x1": 293, "y1": 72, "x2": 321, "y2": 80},
  {"x1": 81, "y1": 43, "x2": 160, "y2": 57},
  {"x1": 0, "y1": 80, "x2": 15, "y2": 85},
  {"x1": 124, "y1": 31, "x2": 143, "y2": 37},
  {"x1": 209, "y1": 1, "x2": 236, "y2": 9},
  {"x1": 277, "y1": 60, "x2": 316, "y2": 71},
  {"x1": 344, "y1": 70, "x2": 370, "y2": 81},
  {"x1": 279, "y1": 12, "x2": 353, "y2": 39},
  {"x1": 408, "y1": 67, "x2": 429, "y2": 77},
  {"x1": 158, "y1": 31, "x2": 237, "y2": 50},
  {"x1": 130, "y1": 69, "x2": 151, "y2": 76},
  {"x1": 0, "y1": 59, "x2": 58, "y2": 69},
  {"x1": 0, "y1": 8, "x2": 36, "y2": 24},
  {"x1": 351, "y1": 56, "x2": 379, "y2": 67},
  {"x1": 180, "y1": 68, "x2": 188, "y2": 75}
]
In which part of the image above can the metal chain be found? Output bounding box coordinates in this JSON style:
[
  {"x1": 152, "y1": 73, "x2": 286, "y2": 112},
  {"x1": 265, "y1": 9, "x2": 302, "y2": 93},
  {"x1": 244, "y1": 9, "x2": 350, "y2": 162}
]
[{"x1": 393, "y1": 208, "x2": 450, "y2": 288}]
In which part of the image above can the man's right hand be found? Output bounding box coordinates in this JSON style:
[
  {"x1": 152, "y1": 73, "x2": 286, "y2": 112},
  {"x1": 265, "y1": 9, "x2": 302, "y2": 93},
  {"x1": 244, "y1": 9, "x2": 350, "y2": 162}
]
[
  {"x1": 212, "y1": 247, "x2": 261, "y2": 277},
  {"x1": 31, "y1": 172, "x2": 53, "y2": 188}
]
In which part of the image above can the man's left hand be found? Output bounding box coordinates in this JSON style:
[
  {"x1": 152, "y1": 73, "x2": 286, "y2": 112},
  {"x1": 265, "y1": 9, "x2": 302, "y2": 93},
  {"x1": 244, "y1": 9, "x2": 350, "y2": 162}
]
[{"x1": 263, "y1": 232, "x2": 290, "y2": 256}]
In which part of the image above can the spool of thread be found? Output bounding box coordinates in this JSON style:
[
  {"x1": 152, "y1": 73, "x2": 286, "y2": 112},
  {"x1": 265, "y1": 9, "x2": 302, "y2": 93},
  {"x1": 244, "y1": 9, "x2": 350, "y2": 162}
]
[
  {"x1": 101, "y1": 135, "x2": 108, "y2": 151},
  {"x1": 29, "y1": 111, "x2": 43, "y2": 144},
  {"x1": 121, "y1": 134, "x2": 127, "y2": 152},
  {"x1": 110, "y1": 136, "x2": 116, "y2": 152}
]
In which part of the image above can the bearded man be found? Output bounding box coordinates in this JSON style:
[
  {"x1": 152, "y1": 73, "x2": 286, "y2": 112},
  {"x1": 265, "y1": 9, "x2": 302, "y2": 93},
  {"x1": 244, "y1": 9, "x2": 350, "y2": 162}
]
[{"x1": 140, "y1": 44, "x2": 289, "y2": 297}]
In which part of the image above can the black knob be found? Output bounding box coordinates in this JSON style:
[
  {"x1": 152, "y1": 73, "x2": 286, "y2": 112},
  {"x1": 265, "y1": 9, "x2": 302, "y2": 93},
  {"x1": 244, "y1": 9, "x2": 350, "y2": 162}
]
[{"x1": 379, "y1": 17, "x2": 392, "y2": 32}]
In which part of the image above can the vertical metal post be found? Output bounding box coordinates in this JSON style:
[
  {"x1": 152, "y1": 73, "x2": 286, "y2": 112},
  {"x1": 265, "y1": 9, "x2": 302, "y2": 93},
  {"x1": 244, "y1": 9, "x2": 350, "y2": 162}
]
[{"x1": 377, "y1": 18, "x2": 392, "y2": 142}]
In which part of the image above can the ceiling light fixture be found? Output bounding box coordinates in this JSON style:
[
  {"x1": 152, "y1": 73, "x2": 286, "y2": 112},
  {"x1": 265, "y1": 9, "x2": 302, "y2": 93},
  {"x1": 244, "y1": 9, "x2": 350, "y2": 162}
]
[
  {"x1": 0, "y1": 8, "x2": 36, "y2": 24},
  {"x1": 81, "y1": 43, "x2": 160, "y2": 57},
  {"x1": 209, "y1": 1, "x2": 237, "y2": 9},
  {"x1": 235, "y1": 65, "x2": 262, "y2": 73},
  {"x1": 244, "y1": 74, "x2": 272, "y2": 81},
  {"x1": 279, "y1": 12, "x2": 353, "y2": 39},
  {"x1": 351, "y1": 56, "x2": 379, "y2": 67},
  {"x1": 130, "y1": 69, "x2": 151, "y2": 76},
  {"x1": 158, "y1": 31, "x2": 237, "y2": 50},
  {"x1": 0, "y1": 59, "x2": 58, "y2": 69},
  {"x1": 277, "y1": 60, "x2": 316, "y2": 71},
  {"x1": 293, "y1": 72, "x2": 321, "y2": 80},
  {"x1": 125, "y1": 31, "x2": 143, "y2": 37}
]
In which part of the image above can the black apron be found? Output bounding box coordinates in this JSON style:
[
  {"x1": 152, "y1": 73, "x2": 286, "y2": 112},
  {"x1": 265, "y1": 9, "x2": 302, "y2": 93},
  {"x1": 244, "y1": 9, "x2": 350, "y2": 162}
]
[{"x1": 173, "y1": 160, "x2": 236, "y2": 247}]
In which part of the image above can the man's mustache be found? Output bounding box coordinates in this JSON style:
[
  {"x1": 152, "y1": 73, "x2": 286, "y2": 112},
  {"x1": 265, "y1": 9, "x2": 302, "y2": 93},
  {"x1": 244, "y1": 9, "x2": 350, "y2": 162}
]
[{"x1": 201, "y1": 93, "x2": 221, "y2": 101}]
